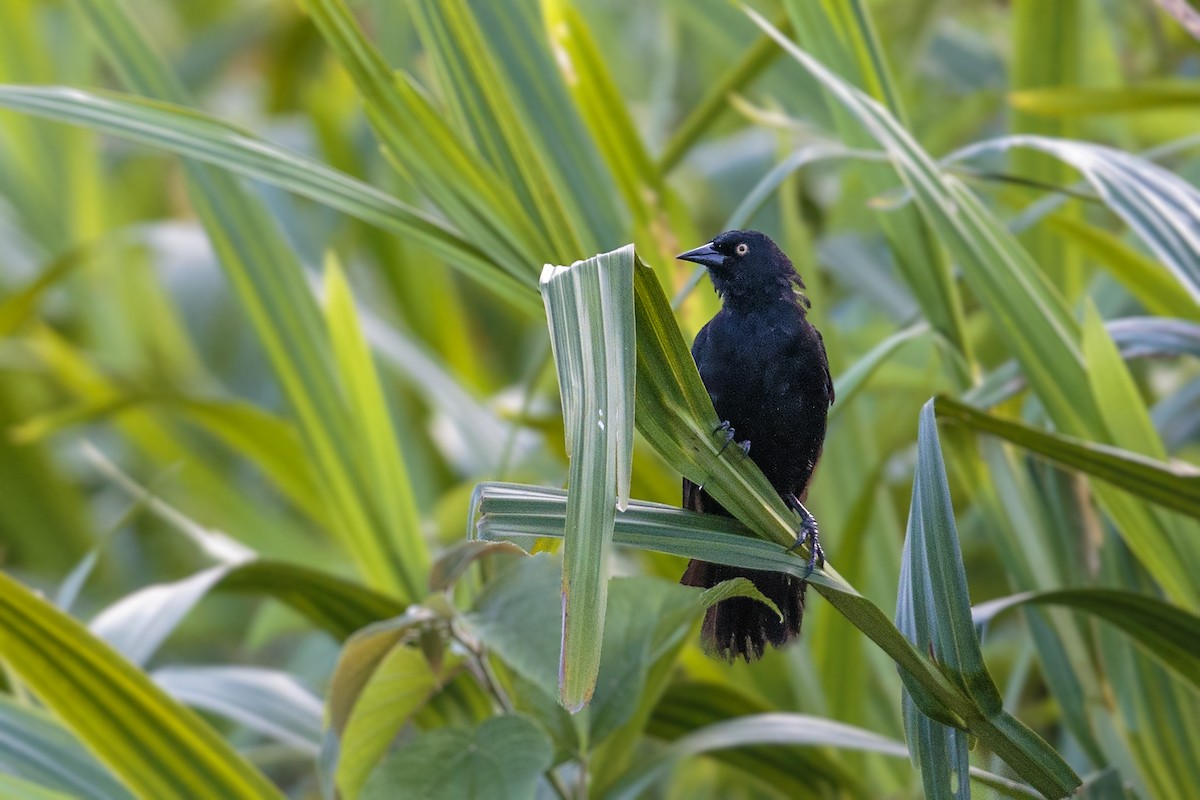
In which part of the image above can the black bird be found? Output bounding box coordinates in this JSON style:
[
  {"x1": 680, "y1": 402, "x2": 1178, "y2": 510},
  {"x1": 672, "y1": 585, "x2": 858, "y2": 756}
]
[{"x1": 677, "y1": 230, "x2": 834, "y2": 662}]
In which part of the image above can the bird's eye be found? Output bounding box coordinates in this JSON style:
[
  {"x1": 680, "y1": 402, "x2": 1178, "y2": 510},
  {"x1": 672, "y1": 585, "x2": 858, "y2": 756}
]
[{"x1": 735, "y1": 242, "x2": 749, "y2": 256}]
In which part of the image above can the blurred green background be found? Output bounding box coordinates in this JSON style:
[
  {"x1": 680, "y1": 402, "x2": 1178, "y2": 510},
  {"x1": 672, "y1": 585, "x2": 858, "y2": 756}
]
[{"x1": 1, "y1": 0, "x2": 1199, "y2": 798}]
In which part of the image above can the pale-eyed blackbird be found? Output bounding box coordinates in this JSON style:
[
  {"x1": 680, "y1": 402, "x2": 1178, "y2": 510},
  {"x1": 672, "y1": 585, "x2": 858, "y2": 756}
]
[{"x1": 677, "y1": 230, "x2": 834, "y2": 662}]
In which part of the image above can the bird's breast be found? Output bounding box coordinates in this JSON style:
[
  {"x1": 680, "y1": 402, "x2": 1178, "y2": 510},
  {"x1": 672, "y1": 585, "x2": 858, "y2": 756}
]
[{"x1": 692, "y1": 301, "x2": 832, "y2": 497}]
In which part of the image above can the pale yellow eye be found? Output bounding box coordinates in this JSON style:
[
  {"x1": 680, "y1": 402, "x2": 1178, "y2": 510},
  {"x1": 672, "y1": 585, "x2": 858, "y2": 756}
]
[{"x1": 735, "y1": 242, "x2": 749, "y2": 256}]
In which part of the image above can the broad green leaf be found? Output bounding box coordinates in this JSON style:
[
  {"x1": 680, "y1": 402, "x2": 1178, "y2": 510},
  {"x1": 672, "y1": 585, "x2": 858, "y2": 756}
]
[
  {"x1": 461, "y1": 554, "x2": 774, "y2": 749},
  {"x1": 973, "y1": 588, "x2": 1200, "y2": 692},
  {"x1": 0, "y1": 696, "x2": 131, "y2": 800},
  {"x1": 539, "y1": 246, "x2": 635, "y2": 711},
  {"x1": 360, "y1": 714, "x2": 553, "y2": 800},
  {"x1": 336, "y1": 644, "x2": 442, "y2": 798},
  {"x1": 934, "y1": 397, "x2": 1200, "y2": 520},
  {"x1": 325, "y1": 607, "x2": 442, "y2": 741},
  {"x1": 0, "y1": 571, "x2": 285, "y2": 799}
]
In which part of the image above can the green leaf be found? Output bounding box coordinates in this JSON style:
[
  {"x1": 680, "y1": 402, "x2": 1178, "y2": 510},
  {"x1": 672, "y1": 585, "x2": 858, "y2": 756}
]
[
  {"x1": 539, "y1": 246, "x2": 636, "y2": 712},
  {"x1": 360, "y1": 714, "x2": 553, "y2": 800},
  {"x1": 0, "y1": 86, "x2": 535, "y2": 311},
  {"x1": 335, "y1": 643, "x2": 442, "y2": 798},
  {"x1": 974, "y1": 589, "x2": 1200, "y2": 693},
  {"x1": 611, "y1": 708, "x2": 1044, "y2": 800},
  {"x1": 934, "y1": 395, "x2": 1200, "y2": 521},
  {"x1": 784, "y1": 0, "x2": 972, "y2": 370},
  {"x1": 747, "y1": 9, "x2": 1198, "y2": 606},
  {"x1": 71, "y1": 0, "x2": 439, "y2": 600},
  {"x1": 0, "y1": 774, "x2": 77, "y2": 800},
  {"x1": 1010, "y1": 84, "x2": 1200, "y2": 116},
  {"x1": 326, "y1": 608, "x2": 441, "y2": 738},
  {"x1": 643, "y1": 681, "x2": 856, "y2": 799},
  {"x1": 608, "y1": 713, "x2": 909, "y2": 800},
  {"x1": 0, "y1": 571, "x2": 285, "y2": 799},
  {"x1": 323, "y1": 255, "x2": 428, "y2": 601},
  {"x1": 1045, "y1": 215, "x2": 1200, "y2": 321},
  {"x1": 896, "y1": 401, "x2": 997, "y2": 800},
  {"x1": 90, "y1": 566, "x2": 237, "y2": 667},
  {"x1": 541, "y1": 0, "x2": 660, "y2": 231},
  {"x1": 428, "y1": 540, "x2": 528, "y2": 593},
  {"x1": 658, "y1": 12, "x2": 793, "y2": 174},
  {"x1": 470, "y1": 481, "x2": 1084, "y2": 795},
  {"x1": 698, "y1": 577, "x2": 782, "y2": 622},
  {"x1": 0, "y1": 696, "x2": 131, "y2": 800},
  {"x1": 410, "y1": 0, "x2": 592, "y2": 259},
  {"x1": 87, "y1": 559, "x2": 403, "y2": 665},
  {"x1": 944, "y1": 134, "x2": 1200, "y2": 303},
  {"x1": 152, "y1": 666, "x2": 323, "y2": 754},
  {"x1": 300, "y1": 0, "x2": 550, "y2": 272},
  {"x1": 462, "y1": 554, "x2": 751, "y2": 748}
]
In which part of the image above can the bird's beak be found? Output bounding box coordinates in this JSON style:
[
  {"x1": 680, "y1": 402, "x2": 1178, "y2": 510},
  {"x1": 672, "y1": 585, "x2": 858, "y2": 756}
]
[{"x1": 676, "y1": 241, "x2": 725, "y2": 270}]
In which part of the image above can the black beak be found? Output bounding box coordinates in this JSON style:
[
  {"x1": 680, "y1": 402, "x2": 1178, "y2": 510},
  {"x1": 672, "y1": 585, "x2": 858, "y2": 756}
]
[{"x1": 676, "y1": 241, "x2": 725, "y2": 270}]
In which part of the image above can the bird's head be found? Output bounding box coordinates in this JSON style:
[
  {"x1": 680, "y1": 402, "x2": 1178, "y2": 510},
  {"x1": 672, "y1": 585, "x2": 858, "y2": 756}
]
[{"x1": 677, "y1": 230, "x2": 808, "y2": 310}]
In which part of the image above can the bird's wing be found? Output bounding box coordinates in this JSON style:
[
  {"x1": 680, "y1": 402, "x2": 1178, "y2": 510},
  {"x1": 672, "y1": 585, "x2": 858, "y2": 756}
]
[{"x1": 816, "y1": 328, "x2": 835, "y2": 405}]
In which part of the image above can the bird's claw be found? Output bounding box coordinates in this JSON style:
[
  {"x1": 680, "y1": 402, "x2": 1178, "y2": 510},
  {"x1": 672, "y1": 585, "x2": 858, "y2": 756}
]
[
  {"x1": 786, "y1": 493, "x2": 825, "y2": 578},
  {"x1": 714, "y1": 421, "x2": 750, "y2": 456}
]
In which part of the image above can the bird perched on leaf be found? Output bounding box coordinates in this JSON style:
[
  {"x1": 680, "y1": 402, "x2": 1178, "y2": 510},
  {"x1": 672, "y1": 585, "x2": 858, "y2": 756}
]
[{"x1": 677, "y1": 230, "x2": 834, "y2": 662}]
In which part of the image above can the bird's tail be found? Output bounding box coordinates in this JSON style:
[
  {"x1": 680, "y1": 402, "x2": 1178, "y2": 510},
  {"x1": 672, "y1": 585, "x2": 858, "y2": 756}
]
[{"x1": 680, "y1": 559, "x2": 806, "y2": 662}]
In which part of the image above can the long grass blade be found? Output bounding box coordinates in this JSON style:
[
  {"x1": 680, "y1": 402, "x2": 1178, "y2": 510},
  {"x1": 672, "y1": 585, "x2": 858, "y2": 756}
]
[{"x1": 0, "y1": 572, "x2": 285, "y2": 799}]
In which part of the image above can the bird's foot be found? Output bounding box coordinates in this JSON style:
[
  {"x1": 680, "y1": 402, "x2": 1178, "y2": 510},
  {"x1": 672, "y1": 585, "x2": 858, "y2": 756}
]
[
  {"x1": 713, "y1": 421, "x2": 751, "y2": 456},
  {"x1": 785, "y1": 493, "x2": 825, "y2": 578}
]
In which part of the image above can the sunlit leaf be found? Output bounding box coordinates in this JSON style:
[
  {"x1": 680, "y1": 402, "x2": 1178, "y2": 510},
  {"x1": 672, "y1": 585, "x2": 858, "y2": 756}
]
[{"x1": 0, "y1": 572, "x2": 285, "y2": 799}]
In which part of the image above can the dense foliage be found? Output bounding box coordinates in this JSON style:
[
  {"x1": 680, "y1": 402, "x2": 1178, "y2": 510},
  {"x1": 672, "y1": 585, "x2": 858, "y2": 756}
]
[{"x1": 1, "y1": 1, "x2": 1198, "y2": 798}]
